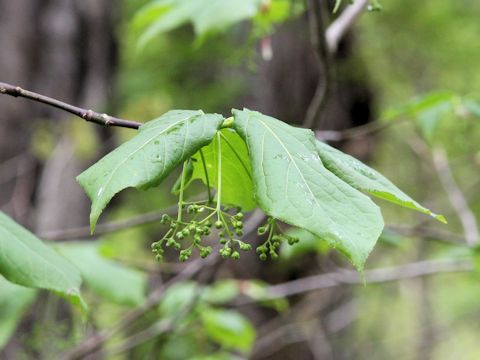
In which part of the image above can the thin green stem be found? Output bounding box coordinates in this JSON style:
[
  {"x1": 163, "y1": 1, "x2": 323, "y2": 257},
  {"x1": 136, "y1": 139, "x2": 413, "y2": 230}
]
[
  {"x1": 199, "y1": 148, "x2": 213, "y2": 203},
  {"x1": 177, "y1": 161, "x2": 188, "y2": 223},
  {"x1": 216, "y1": 132, "x2": 222, "y2": 218}
]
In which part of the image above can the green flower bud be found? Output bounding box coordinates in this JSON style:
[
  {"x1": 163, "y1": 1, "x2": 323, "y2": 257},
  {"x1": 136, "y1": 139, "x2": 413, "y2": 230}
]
[
  {"x1": 215, "y1": 220, "x2": 223, "y2": 229},
  {"x1": 259, "y1": 253, "x2": 267, "y2": 261},
  {"x1": 231, "y1": 251, "x2": 240, "y2": 260},
  {"x1": 160, "y1": 214, "x2": 170, "y2": 224},
  {"x1": 257, "y1": 226, "x2": 267, "y2": 235}
]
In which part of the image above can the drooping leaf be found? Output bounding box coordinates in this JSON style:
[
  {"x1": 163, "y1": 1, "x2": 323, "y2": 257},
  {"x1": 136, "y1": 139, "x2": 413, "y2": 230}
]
[
  {"x1": 200, "y1": 307, "x2": 256, "y2": 353},
  {"x1": 77, "y1": 110, "x2": 224, "y2": 231},
  {"x1": 315, "y1": 140, "x2": 446, "y2": 223},
  {"x1": 190, "y1": 128, "x2": 256, "y2": 210},
  {"x1": 0, "y1": 212, "x2": 85, "y2": 309},
  {"x1": 232, "y1": 109, "x2": 384, "y2": 269},
  {"x1": 0, "y1": 277, "x2": 36, "y2": 349},
  {"x1": 56, "y1": 242, "x2": 147, "y2": 306}
]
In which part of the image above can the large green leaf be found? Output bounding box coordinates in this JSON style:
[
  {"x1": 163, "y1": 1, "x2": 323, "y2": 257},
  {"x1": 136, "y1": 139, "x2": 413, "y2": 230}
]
[
  {"x1": 232, "y1": 109, "x2": 384, "y2": 269},
  {"x1": 0, "y1": 212, "x2": 85, "y2": 308},
  {"x1": 200, "y1": 307, "x2": 256, "y2": 353},
  {"x1": 135, "y1": 0, "x2": 261, "y2": 47},
  {"x1": 315, "y1": 141, "x2": 446, "y2": 223},
  {"x1": 56, "y1": 242, "x2": 147, "y2": 306},
  {"x1": 77, "y1": 110, "x2": 224, "y2": 231},
  {"x1": 190, "y1": 128, "x2": 256, "y2": 210},
  {"x1": 0, "y1": 277, "x2": 36, "y2": 349}
]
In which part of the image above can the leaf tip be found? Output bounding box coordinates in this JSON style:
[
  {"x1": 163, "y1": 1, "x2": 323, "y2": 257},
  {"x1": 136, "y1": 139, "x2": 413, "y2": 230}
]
[{"x1": 434, "y1": 213, "x2": 447, "y2": 224}]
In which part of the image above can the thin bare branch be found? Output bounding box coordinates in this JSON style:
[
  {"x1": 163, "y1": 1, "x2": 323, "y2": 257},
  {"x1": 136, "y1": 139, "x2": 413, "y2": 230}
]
[
  {"x1": 304, "y1": 0, "x2": 333, "y2": 128},
  {"x1": 326, "y1": 0, "x2": 369, "y2": 54},
  {"x1": 432, "y1": 148, "x2": 479, "y2": 246},
  {"x1": 264, "y1": 258, "x2": 472, "y2": 299},
  {"x1": 40, "y1": 206, "x2": 177, "y2": 241},
  {"x1": 0, "y1": 82, "x2": 142, "y2": 129}
]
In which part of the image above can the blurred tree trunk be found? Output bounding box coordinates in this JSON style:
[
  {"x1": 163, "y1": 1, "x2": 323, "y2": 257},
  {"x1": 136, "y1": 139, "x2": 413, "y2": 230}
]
[
  {"x1": 0, "y1": 0, "x2": 117, "y2": 231},
  {"x1": 0, "y1": 0, "x2": 117, "y2": 357}
]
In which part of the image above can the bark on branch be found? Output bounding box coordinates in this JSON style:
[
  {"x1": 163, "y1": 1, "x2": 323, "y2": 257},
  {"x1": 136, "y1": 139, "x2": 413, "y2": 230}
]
[{"x1": 0, "y1": 82, "x2": 142, "y2": 129}]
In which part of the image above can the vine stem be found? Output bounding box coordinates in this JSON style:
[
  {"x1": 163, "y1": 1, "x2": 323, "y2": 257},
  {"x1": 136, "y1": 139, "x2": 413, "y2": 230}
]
[{"x1": 0, "y1": 82, "x2": 142, "y2": 129}]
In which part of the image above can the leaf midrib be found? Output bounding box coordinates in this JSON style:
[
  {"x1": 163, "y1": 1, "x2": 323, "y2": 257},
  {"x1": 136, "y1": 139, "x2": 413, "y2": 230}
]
[
  {"x1": 99, "y1": 114, "x2": 195, "y2": 198},
  {"x1": 254, "y1": 117, "x2": 321, "y2": 212}
]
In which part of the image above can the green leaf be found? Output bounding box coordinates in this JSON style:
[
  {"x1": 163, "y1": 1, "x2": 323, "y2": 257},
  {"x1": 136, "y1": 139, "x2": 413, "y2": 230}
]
[
  {"x1": 315, "y1": 140, "x2": 446, "y2": 223},
  {"x1": 0, "y1": 212, "x2": 85, "y2": 309},
  {"x1": 77, "y1": 110, "x2": 224, "y2": 231},
  {"x1": 232, "y1": 109, "x2": 384, "y2": 270},
  {"x1": 56, "y1": 242, "x2": 147, "y2": 306},
  {"x1": 191, "y1": 129, "x2": 256, "y2": 210},
  {"x1": 200, "y1": 307, "x2": 255, "y2": 353},
  {"x1": 333, "y1": 0, "x2": 342, "y2": 13},
  {"x1": 201, "y1": 280, "x2": 239, "y2": 305},
  {"x1": 239, "y1": 280, "x2": 288, "y2": 312},
  {"x1": 135, "y1": 0, "x2": 261, "y2": 48},
  {"x1": 159, "y1": 281, "x2": 198, "y2": 316},
  {"x1": 0, "y1": 277, "x2": 36, "y2": 349},
  {"x1": 382, "y1": 91, "x2": 454, "y2": 121}
]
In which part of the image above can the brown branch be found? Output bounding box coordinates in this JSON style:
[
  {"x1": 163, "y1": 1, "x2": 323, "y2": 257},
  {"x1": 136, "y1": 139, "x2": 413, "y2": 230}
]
[
  {"x1": 263, "y1": 258, "x2": 472, "y2": 299},
  {"x1": 0, "y1": 82, "x2": 142, "y2": 130},
  {"x1": 40, "y1": 206, "x2": 178, "y2": 241}
]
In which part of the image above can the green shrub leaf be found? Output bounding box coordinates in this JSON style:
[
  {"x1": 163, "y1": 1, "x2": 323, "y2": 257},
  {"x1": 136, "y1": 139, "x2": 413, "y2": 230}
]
[
  {"x1": 0, "y1": 212, "x2": 85, "y2": 309},
  {"x1": 315, "y1": 141, "x2": 446, "y2": 223},
  {"x1": 190, "y1": 129, "x2": 256, "y2": 210},
  {"x1": 135, "y1": 0, "x2": 261, "y2": 47},
  {"x1": 200, "y1": 307, "x2": 256, "y2": 353},
  {"x1": 56, "y1": 242, "x2": 147, "y2": 306},
  {"x1": 232, "y1": 109, "x2": 384, "y2": 270},
  {"x1": 77, "y1": 110, "x2": 224, "y2": 232}
]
